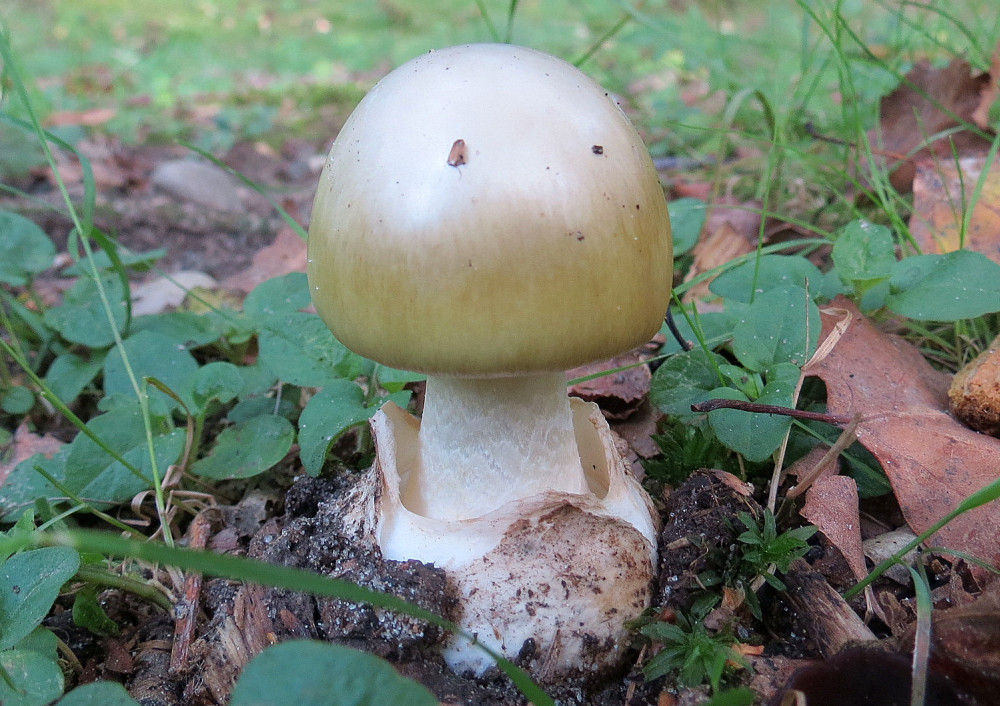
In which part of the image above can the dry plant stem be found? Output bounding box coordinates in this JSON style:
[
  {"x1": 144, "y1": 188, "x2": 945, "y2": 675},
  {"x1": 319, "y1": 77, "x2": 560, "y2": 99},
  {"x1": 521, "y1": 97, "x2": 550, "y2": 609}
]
[
  {"x1": 170, "y1": 510, "x2": 215, "y2": 673},
  {"x1": 786, "y1": 416, "x2": 861, "y2": 500},
  {"x1": 664, "y1": 308, "x2": 694, "y2": 352},
  {"x1": 804, "y1": 122, "x2": 912, "y2": 163},
  {"x1": 409, "y1": 373, "x2": 588, "y2": 520},
  {"x1": 690, "y1": 398, "x2": 853, "y2": 425},
  {"x1": 781, "y1": 559, "x2": 877, "y2": 657}
]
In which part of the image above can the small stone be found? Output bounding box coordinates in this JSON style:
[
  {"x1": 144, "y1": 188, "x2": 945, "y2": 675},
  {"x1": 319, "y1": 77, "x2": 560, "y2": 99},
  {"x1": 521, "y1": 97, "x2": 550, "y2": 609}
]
[{"x1": 151, "y1": 159, "x2": 243, "y2": 212}]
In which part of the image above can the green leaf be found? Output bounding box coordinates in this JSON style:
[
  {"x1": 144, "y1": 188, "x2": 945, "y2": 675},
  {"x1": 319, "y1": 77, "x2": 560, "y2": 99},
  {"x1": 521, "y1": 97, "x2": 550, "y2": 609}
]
[
  {"x1": 0, "y1": 211, "x2": 55, "y2": 286},
  {"x1": 0, "y1": 546, "x2": 80, "y2": 650},
  {"x1": 659, "y1": 310, "x2": 736, "y2": 355},
  {"x1": 229, "y1": 641, "x2": 438, "y2": 706},
  {"x1": 717, "y1": 364, "x2": 762, "y2": 399},
  {"x1": 374, "y1": 365, "x2": 425, "y2": 394},
  {"x1": 298, "y1": 381, "x2": 373, "y2": 476},
  {"x1": 227, "y1": 397, "x2": 299, "y2": 424},
  {"x1": 0, "y1": 447, "x2": 70, "y2": 522},
  {"x1": 237, "y1": 362, "x2": 279, "y2": 398},
  {"x1": 709, "y1": 255, "x2": 822, "y2": 303},
  {"x1": 650, "y1": 348, "x2": 726, "y2": 416},
  {"x1": 243, "y1": 272, "x2": 311, "y2": 319},
  {"x1": 702, "y1": 688, "x2": 755, "y2": 706},
  {"x1": 103, "y1": 330, "x2": 200, "y2": 411},
  {"x1": 886, "y1": 250, "x2": 1000, "y2": 321},
  {"x1": 43, "y1": 352, "x2": 105, "y2": 405},
  {"x1": 831, "y1": 220, "x2": 895, "y2": 289},
  {"x1": 2, "y1": 385, "x2": 35, "y2": 415},
  {"x1": 190, "y1": 361, "x2": 244, "y2": 413},
  {"x1": 0, "y1": 647, "x2": 64, "y2": 706},
  {"x1": 707, "y1": 371, "x2": 796, "y2": 462},
  {"x1": 257, "y1": 312, "x2": 371, "y2": 387},
  {"x1": 63, "y1": 404, "x2": 182, "y2": 503},
  {"x1": 43, "y1": 274, "x2": 128, "y2": 348},
  {"x1": 130, "y1": 311, "x2": 222, "y2": 348},
  {"x1": 14, "y1": 626, "x2": 59, "y2": 660},
  {"x1": 191, "y1": 415, "x2": 295, "y2": 480},
  {"x1": 298, "y1": 382, "x2": 410, "y2": 476},
  {"x1": 55, "y1": 682, "x2": 141, "y2": 706},
  {"x1": 731, "y1": 285, "x2": 820, "y2": 370},
  {"x1": 72, "y1": 586, "x2": 120, "y2": 637},
  {"x1": 668, "y1": 198, "x2": 706, "y2": 256}
]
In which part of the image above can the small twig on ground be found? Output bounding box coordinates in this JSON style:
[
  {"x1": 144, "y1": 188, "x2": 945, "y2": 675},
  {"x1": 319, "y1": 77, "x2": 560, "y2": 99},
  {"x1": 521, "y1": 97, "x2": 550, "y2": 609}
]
[
  {"x1": 169, "y1": 509, "x2": 217, "y2": 674},
  {"x1": 664, "y1": 309, "x2": 694, "y2": 352},
  {"x1": 690, "y1": 398, "x2": 853, "y2": 425}
]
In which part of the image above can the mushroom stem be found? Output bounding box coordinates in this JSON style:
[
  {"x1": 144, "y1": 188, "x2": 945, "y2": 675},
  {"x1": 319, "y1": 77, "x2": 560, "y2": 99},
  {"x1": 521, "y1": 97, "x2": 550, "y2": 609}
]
[{"x1": 404, "y1": 373, "x2": 590, "y2": 520}]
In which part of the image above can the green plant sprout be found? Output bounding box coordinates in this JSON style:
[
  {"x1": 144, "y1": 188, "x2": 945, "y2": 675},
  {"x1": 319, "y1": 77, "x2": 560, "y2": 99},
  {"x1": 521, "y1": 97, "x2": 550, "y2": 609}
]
[{"x1": 639, "y1": 595, "x2": 749, "y2": 692}]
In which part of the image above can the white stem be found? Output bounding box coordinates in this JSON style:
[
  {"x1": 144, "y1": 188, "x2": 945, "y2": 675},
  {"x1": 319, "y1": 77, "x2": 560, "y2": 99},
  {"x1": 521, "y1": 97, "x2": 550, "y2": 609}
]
[{"x1": 401, "y1": 373, "x2": 589, "y2": 520}]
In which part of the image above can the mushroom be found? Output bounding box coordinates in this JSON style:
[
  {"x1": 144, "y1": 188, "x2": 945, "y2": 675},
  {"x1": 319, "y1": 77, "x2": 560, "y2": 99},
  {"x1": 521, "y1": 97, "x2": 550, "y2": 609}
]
[{"x1": 308, "y1": 44, "x2": 673, "y2": 679}]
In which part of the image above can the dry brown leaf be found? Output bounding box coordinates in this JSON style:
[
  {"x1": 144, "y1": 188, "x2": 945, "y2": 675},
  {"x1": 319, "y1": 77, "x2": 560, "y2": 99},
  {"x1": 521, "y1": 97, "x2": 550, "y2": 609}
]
[
  {"x1": 45, "y1": 107, "x2": 117, "y2": 128},
  {"x1": 806, "y1": 298, "x2": 1000, "y2": 576},
  {"x1": 222, "y1": 223, "x2": 308, "y2": 294},
  {"x1": 568, "y1": 349, "x2": 652, "y2": 421},
  {"x1": 900, "y1": 588, "x2": 1000, "y2": 705},
  {"x1": 0, "y1": 423, "x2": 64, "y2": 486},
  {"x1": 910, "y1": 156, "x2": 1000, "y2": 263},
  {"x1": 801, "y1": 475, "x2": 868, "y2": 585},
  {"x1": 872, "y1": 58, "x2": 994, "y2": 192},
  {"x1": 683, "y1": 219, "x2": 758, "y2": 301},
  {"x1": 972, "y1": 41, "x2": 1000, "y2": 129}
]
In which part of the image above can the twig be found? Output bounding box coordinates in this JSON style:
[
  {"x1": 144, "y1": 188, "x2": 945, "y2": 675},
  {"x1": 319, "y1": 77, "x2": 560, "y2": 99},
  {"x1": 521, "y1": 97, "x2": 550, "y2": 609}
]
[
  {"x1": 665, "y1": 309, "x2": 694, "y2": 352},
  {"x1": 786, "y1": 415, "x2": 861, "y2": 499},
  {"x1": 690, "y1": 398, "x2": 853, "y2": 425},
  {"x1": 169, "y1": 509, "x2": 217, "y2": 673},
  {"x1": 804, "y1": 122, "x2": 911, "y2": 162}
]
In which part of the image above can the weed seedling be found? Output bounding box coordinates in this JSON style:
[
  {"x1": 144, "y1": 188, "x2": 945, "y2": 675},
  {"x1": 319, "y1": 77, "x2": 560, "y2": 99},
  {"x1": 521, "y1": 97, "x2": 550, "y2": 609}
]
[{"x1": 638, "y1": 595, "x2": 748, "y2": 692}]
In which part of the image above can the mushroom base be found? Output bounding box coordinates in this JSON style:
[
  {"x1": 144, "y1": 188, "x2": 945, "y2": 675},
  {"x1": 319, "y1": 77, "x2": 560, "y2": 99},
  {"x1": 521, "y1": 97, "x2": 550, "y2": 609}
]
[{"x1": 368, "y1": 398, "x2": 660, "y2": 681}]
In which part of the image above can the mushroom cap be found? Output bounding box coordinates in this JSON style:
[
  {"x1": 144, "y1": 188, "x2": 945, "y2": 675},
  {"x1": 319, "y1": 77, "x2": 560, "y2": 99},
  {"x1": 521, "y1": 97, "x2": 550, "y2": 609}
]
[{"x1": 308, "y1": 43, "x2": 673, "y2": 376}]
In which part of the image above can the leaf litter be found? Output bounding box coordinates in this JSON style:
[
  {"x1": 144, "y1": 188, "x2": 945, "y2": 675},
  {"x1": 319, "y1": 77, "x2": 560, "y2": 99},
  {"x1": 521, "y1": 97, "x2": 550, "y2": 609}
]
[{"x1": 805, "y1": 298, "x2": 1000, "y2": 580}]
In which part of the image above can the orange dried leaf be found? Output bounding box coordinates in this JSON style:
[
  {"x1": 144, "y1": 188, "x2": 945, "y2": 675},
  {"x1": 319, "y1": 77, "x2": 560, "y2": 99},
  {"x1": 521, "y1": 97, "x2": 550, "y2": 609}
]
[
  {"x1": 806, "y1": 298, "x2": 1000, "y2": 574},
  {"x1": 910, "y1": 156, "x2": 1000, "y2": 263}
]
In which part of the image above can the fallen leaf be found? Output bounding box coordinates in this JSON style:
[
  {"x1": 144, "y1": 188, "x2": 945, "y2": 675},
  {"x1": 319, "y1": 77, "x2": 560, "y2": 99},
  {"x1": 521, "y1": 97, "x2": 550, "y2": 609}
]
[
  {"x1": 222, "y1": 223, "x2": 308, "y2": 294},
  {"x1": 899, "y1": 588, "x2": 1000, "y2": 706},
  {"x1": 0, "y1": 423, "x2": 63, "y2": 486},
  {"x1": 972, "y1": 41, "x2": 1000, "y2": 129},
  {"x1": 872, "y1": 58, "x2": 994, "y2": 192},
  {"x1": 45, "y1": 107, "x2": 117, "y2": 128},
  {"x1": 683, "y1": 218, "x2": 759, "y2": 301},
  {"x1": 862, "y1": 527, "x2": 920, "y2": 585},
  {"x1": 568, "y1": 349, "x2": 652, "y2": 421},
  {"x1": 801, "y1": 475, "x2": 868, "y2": 586},
  {"x1": 806, "y1": 298, "x2": 1000, "y2": 578},
  {"x1": 910, "y1": 156, "x2": 1000, "y2": 263}
]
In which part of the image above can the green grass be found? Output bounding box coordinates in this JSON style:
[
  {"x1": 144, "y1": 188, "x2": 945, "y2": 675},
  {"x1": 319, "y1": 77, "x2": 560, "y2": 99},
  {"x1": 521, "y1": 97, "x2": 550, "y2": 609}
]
[{"x1": 6, "y1": 1, "x2": 999, "y2": 154}]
